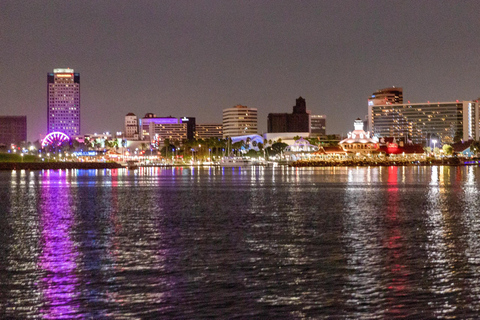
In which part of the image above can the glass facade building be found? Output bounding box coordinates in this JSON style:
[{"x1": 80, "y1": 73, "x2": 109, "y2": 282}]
[
  {"x1": 47, "y1": 68, "x2": 80, "y2": 136},
  {"x1": 368, "y1": 101, "x2": 479, "y2": 145}
]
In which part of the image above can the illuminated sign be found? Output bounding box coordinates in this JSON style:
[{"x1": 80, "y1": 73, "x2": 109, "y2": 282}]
[
  {"x1": 72, "y1": 151, "x2": 97, "y2": 156},
  {"x1": 181, "y1": 117, "x2": 189, "y2": 121},
  {"x1": 54, "y1": 68, "x2": 74, "y2": 73},
  {"x1": 56, "y1": 74, "x2": 73, "y2": 78}
]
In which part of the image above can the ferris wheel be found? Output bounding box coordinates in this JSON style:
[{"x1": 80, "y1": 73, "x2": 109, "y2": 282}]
[{"x1": 42, "y1": 132, "x2": 70, "y2": 148}]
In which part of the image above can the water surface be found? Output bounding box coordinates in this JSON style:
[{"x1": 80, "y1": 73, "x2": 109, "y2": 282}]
[{"x1": 1, "y1": 166, "x2": 480, "y2": 318}]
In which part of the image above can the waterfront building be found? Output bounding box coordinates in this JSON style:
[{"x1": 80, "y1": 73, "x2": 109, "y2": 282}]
[
  {"x1": 268, "y1": 97, "x2": 310, "y2": 133},
  {"x1": 139, "y1": 114, "x2": 178, "y2": 141},
  {"x1": 181, "y1": 117, "x2": 196, "y2": 140},
  {"x1": 368, "y1": 101, "x2": 479, "y2": 145},
  {"x1": 368, "y1": 87, "x2": 403, "y2": 106},
  {"x1": 223, "y1": 105, "x2": 257, "y2": 138},
  {"x1": 0, "y1": 116, "x2": 27, "y2": 146},
  {"x1": 149, "y1": 121, "x2": 187, "y2": 146},
  {"x1": 339, "y1": 119, "x2": 379, "y2": 154},
  {"x1": 196, "y1": 124, "x2": 223, "y2": 139},
  {"x1": 47, "y1": 68, "x2": 80, "y2": 136},
  {"x1": 125, "y1": 113, "x2": 139, "y2": 139},
  {"x1": 310, "y1": 114, "x2": 326, "y2": 135}
]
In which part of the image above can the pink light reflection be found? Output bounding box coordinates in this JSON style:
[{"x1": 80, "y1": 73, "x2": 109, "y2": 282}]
[{"x1": 38, "y1": 170, "x2": 80, "y2": 319}]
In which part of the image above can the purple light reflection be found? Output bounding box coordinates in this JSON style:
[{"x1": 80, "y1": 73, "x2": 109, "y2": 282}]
[{"x1": 38, "y1": 170, "x2": 80, "y2": 319}]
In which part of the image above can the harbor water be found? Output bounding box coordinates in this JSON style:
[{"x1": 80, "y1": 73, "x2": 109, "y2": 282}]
[{"x1": 1, "y1": 165, "x2": 480, "y2": 318}]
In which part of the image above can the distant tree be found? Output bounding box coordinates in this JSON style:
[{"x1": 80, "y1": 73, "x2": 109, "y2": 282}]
[
  {"x1": 232, "y1": 141, "x2": 244, "y2": 156},
  {"x1": 257, "y1": 142, "x2": 263, "y2": 152},
  {"x1": 453, "y1": 129, "x2": 463, "y2": 143},
  {"x1": 271, "y1": 142, "x2": 288, "y2": 156},
  {"x1": 443, "y1": 144, "x2": 453, "y2": 156},
  {"x1": 246, "y1": 149, "x2": 258, "y2": 158},
  {"x1": 293, "y1": 135, "x2": 301, "y2": 141}
]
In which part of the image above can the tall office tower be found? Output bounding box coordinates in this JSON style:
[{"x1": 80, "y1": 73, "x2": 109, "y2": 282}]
[
  {"x1": 310, "y1": 115, "x2": 326, "y2": 135},
  {"x1": 222, "y1": 105, "x2": 258, "y2": 138},
  {"x1": 368, "y1": 100, "x2": 479, "y2": 145},
  {"x1": 268, "y1": 97, "x2": 310, "y2": 133},
  {"x1": 0, "y1": 116, "x2": 27, "y2": 146},
  {"x1": 125, "y1": 113, "x2": 139, "y2": 139},
  {"x1": 368, "y1": 87, "x2": 403, "y2": 106},
  {"x1": 47, "y1": 68, "x2": 80, "y2": 136}
]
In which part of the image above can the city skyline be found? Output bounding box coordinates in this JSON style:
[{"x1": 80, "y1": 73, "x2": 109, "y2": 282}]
[{"x1": 1, "y1": 1, "x2": 480, "y2": 142}]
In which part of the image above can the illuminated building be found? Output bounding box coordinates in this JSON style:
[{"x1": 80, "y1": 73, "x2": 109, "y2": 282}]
[
  {"x1": 150, "y1": 122, "x2": 187, "y2": 146},
  {"x1": 339, "y1": 119, "x2": 379, "y2": 154},
  {"x1": 139, "y1": 114, "x2": 178, "y2": 141},
  {"x1": 125, "y1": 113, "x2": 139, "y2": 139},
  {"x1": 268, "y1": 97, "x2": 310, "y2": 133},
  {"x1": 180, "y1": 117, "x2": 196, "y2": 140},
  {"x1": 0, "y1": 116, "x2": 27, "y2": 146},
  {"x1": 368, "y1": 101, "x2": 479, "y2": 145},
  {"x1": 47, "y1": 68, "x2": 80, "y2": 136},
  {"x1": 368, "y1": 87, "x2": 403, "y2": 106},
  {"x1": 310, "y1": 114, "x2": 326, "y2": 135},
  {"x1": 222, "y1": 105, "x2": 257, "y2": 138},
  {"x1": 195, "y1": 124, "x2": 223, "y2": 139}
]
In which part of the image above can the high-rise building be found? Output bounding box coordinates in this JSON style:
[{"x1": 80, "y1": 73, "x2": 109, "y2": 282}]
[
  {"x1": 47, "y1": 68, "x2": 80, "y2": 136},
  {"x1": 181, "y1": 117, "x2": 196, "y2": 140},
  {"x1": 368, "y1": 100, "x2": 479, "y2": 145},
  {"x1": 0, "y1": 116, "x2": 27, "y2": 146},
  {"x1": 196, "y1": 124, "x2": 223, "y2": 139},
  {"x1": 310, "y1": 115, "x2": 326, "y2": 135},
  {"x1": 268, "y1": 97, "x2": 310, "y2": 133},
  {"x1": 125, "y1": 113, "x2": 139, "y2": 139},
  {"x1": 368, "y1": 87, "x2": 403, "y2": 106},
  {"x1": 222, "y1": 105, "x2": 257, "y2": 138}
]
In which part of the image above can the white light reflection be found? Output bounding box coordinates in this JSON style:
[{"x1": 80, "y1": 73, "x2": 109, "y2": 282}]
[
  {"x1": 5, "y1": 170, "x2": 42, "y2": 315},
  {"x1": 461, "y1": 166, "x2": 480, "y2": 311},
  {"x1": 424, "y1": 166, "x2": 457, "y2": 316},
  {"x1": 342, "y1": 167, "x2": 384, "y2": 316}
]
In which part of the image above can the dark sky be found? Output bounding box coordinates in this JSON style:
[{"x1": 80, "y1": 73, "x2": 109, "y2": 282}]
[{"x1": 1, "y1": 1, "x2": 480, "y2": 141}]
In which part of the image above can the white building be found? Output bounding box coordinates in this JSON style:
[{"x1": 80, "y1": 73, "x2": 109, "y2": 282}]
[
  {"x1": 223, "y1": 105, "x2": 258, "y2": 138},
  {"x1": 125, "y1": 113, "x2": 139, "y2": 139},
  {"x1": 368, "y1": 101, "x2": 479, "y2": 145},
  {"x1": 339, "y1": 119, "x2": 379, "y2": 154}
]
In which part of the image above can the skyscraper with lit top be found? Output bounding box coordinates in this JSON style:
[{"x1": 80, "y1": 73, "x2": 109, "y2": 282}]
[{"x1": 47, "y1": 68, "x2": 80, "y2": 136}]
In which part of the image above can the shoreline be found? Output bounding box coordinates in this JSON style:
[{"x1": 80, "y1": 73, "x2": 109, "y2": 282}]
[
  {"x1": 289, "y1": 158, "x2": 471, "y2": 167},
  {"x1": 1, "y1": 159, "x2": 479, "y2": 171},
  {"x1": 0, "y1": 162, "x2": 123, "y2": 171}
]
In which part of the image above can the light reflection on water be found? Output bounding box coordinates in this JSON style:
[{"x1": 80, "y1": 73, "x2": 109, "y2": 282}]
[{"x1": 2, "y1": 166, "x2": 480, "y2": 318}]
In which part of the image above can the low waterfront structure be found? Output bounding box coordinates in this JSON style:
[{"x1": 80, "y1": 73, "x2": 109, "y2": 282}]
[{"x1": 339, "y1": 119, "x2": 379, "y2": 155}]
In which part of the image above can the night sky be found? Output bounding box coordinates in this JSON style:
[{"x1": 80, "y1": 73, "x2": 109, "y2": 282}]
[{"x1": 1, "y1": 1, "x2": 480, "y2": 142}]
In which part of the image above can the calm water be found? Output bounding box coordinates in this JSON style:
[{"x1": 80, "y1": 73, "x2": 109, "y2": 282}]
[{"x1": 1, "y1": 165, "x2": 480, "y2": 319}]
